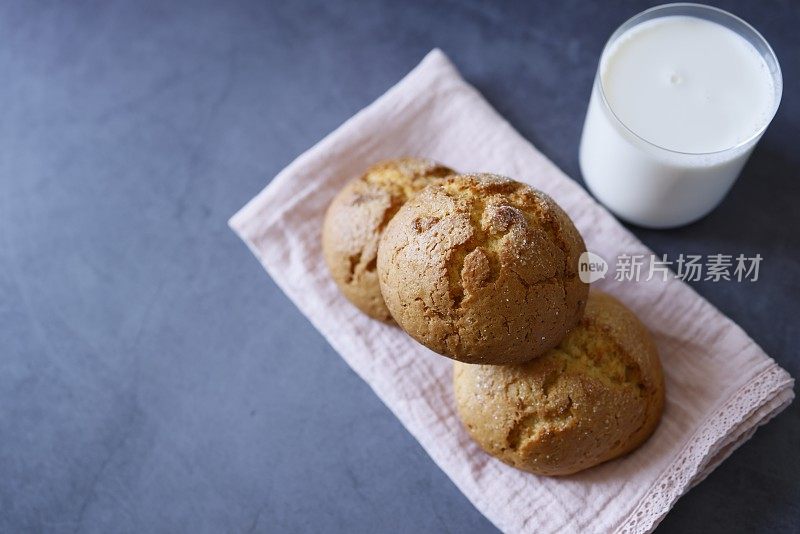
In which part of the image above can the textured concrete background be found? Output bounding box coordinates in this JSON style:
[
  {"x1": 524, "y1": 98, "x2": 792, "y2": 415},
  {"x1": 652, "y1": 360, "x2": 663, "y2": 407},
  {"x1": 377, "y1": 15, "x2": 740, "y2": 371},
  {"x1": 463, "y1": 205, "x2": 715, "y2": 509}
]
[{"x1": 1, "y1": 1, "x2": 798, "y2": 532}]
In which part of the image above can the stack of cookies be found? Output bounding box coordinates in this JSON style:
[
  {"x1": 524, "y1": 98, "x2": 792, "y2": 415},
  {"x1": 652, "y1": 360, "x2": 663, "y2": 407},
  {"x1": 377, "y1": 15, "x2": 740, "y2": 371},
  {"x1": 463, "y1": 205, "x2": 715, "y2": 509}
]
[{"x1": 323, "y1": 158, "x2": 665, "y2": 476}]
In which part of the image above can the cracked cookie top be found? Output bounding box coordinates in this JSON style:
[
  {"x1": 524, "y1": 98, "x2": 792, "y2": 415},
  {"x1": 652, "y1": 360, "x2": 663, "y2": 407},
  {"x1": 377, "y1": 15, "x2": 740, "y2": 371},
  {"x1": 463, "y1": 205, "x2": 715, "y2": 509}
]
[
  {"x1": 322, "y1": 158, "x2": 454, "y2": 321},
  {"x1": 453, "y1": 291, "x2": 665, "y2": 476},
  {"x1": 377, "y1": 173, "x2": 588, "y2": 363}
]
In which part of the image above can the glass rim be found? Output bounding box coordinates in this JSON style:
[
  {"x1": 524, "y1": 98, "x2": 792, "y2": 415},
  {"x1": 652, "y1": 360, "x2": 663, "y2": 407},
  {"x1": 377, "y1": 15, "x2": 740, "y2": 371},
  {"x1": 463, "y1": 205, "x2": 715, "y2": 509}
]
[{"x1": 595, "y1": 2, "x2": 783, "y2": 156}]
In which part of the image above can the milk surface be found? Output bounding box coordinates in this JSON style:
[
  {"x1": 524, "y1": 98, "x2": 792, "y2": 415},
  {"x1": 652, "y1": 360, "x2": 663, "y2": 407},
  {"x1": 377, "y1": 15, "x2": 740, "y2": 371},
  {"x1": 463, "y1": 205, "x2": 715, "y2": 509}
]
[
  {"x1": 579, "y1": 14, "x2": 779, "y2": 228},
  {"x1": 602, "y1": 16, "x2": 774, "y2": 154}
]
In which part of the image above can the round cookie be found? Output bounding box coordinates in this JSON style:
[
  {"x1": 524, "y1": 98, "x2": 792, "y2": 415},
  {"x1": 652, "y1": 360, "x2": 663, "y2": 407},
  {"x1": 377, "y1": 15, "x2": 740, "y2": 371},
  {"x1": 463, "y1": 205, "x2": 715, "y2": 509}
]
[
  {"x1": 322, "y1": 158, "x2": 454, "y2": 321},
  {"x1": 377, "y1": 173, "x2": 588, "y2": 364},
  {"x1": 453, "y1": 291, "x2": 665, "y2": 476}
]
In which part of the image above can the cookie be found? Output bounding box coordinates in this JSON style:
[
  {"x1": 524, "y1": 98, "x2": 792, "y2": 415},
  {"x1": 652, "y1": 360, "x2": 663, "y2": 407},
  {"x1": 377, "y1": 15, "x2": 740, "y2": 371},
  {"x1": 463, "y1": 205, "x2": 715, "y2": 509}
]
[
  {"x1": 453, "y1": 291, "x2": 665, "y2": 476},
  {"x1": 377, "y1": 173, "x2": 588, "y2": 363},
  {"x1": 322, "y1": 158, "x2": 454, "y2": 321}
]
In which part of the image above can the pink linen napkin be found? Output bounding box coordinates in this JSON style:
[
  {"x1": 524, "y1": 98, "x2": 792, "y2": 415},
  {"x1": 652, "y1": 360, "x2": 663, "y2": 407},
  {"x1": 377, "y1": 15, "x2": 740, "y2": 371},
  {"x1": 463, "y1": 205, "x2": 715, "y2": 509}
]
[{"x1": 229, "y1": 49, "x2": 794, "y2": 533}]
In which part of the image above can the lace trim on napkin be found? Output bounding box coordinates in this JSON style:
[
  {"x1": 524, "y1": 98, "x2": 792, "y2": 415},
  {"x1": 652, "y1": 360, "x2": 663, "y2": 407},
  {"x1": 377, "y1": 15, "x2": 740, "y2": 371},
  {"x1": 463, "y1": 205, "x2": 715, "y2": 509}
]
[{"x1": 619, "y1": 364, "x2": 793, "y2": 533}]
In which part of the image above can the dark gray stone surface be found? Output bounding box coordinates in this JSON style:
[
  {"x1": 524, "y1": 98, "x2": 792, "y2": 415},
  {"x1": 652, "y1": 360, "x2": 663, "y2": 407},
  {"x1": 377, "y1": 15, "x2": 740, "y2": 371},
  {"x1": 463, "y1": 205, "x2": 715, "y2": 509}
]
[{"x1": 1, "y1": 1, "x2": 798, "y2": 532}]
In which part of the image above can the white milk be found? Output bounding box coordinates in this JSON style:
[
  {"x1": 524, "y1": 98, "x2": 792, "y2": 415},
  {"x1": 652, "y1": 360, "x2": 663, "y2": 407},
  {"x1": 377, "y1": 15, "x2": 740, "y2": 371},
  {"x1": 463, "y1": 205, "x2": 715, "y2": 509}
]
[{"x1": 580, "y1": 10, "x2": 781, "y2": 228}]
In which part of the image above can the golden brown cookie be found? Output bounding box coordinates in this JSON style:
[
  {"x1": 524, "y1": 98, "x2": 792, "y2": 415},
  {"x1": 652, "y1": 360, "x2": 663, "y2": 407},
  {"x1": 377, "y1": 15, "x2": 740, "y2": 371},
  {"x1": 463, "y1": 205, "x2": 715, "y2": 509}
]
[
  {"x1": 453, "y1": 291, "x2": 665, "y2": 476},
  {"x1": 377, "y1": 173, "x2": 588, "y2": 364},
  {"x1": 322, "y1": 158, "x2": 454, "y2": 321}
]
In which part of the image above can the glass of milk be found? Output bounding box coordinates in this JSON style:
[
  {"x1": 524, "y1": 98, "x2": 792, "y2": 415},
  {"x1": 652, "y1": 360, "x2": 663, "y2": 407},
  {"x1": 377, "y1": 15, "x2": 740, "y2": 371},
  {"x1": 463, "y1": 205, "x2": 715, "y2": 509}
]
[{"x1": 579, "y1": 3, "x2": 782, "y2": 229}]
